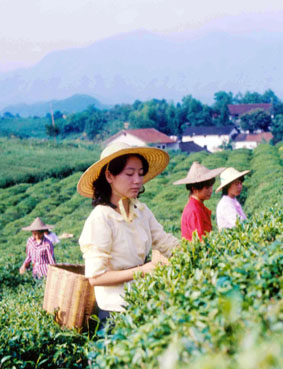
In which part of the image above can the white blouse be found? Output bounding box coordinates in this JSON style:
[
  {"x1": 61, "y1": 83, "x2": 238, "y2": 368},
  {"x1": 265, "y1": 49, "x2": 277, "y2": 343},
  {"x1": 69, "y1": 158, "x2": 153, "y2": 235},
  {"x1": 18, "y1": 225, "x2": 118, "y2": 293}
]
[
  {"x1": 79, "y1": 199, "x2": 179, "y2": 311},
  {"x1": 216, "y1": 195, "x2": 247, "y2": 230}
]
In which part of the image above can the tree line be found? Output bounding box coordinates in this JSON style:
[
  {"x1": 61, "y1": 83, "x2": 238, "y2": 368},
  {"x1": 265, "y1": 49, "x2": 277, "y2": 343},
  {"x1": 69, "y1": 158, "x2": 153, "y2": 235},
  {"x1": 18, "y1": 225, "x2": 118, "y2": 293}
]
[{"x1": 2, "y1": 89, "x2": 283, "y2": 143}]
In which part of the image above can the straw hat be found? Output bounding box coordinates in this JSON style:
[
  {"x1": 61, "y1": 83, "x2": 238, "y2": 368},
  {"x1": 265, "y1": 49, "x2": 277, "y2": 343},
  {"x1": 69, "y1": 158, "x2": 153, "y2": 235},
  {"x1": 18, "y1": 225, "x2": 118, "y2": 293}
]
[
  {"x1": 173, "y1": 161, "x2": 225, "y2": 185},
  {"x1": 22, "y1": 217, "x2": 54, "y2": 231},
  {"x1": 215, "y1": 167, "x2": 250, "y2": 193},
  {"x1": 77, "y1": 142, "x2": 169, "y2": 198}
]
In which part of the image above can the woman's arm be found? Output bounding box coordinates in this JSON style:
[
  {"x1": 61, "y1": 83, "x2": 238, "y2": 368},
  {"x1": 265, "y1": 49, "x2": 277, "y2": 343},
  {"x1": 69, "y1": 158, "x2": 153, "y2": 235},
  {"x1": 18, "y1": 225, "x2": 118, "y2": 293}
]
[
  {"x1": 46, "y1": 242, "x2": 56, "y2": 264},
  {"x1": 19, "y1": 240, "x2": 32, "y2": 274},
  {"x1": 89, "y1": 261, "x2": 156, "y2": 286},
  {"x1": 147, "y1": 207, "x2": 179, "y2": 257}
]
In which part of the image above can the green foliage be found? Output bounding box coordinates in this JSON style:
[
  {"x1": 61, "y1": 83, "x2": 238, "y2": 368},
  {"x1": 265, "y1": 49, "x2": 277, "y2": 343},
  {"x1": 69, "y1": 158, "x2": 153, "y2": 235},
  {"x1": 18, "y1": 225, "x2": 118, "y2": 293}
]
[
  {"x1": 0, "y1": 137, "x2": 100, "y2": 187},
  {"x1": 240, "y1": 109, "x2": 271, "y2": 133},
  {"x1": 0, "y1": 274, "x2": 90, "y2": 369},
  {"x1": 0, "y1": 115, "x2": 49, "y2": 138},
  {"x1": 179, "y1": 95, "x2": 213, "y2": 127},
  {"x1": 88, "y1": 207, "x2": 283, "y2": 369},
  {"x1": 46, "y1": 123, "x2": 60, "y2": 137},
  {"x1": 0, "y1": 140, "x2": 282, "y2": 368},
  {"x1": 271, "y1": 114, "x2": 283, "y2": 144},
  {"x1": 1, "y1": 89, "x2": 283, "y2": 142},
  {"x1": 213, "y1": 91, "x2": 233, "y2": 125}
]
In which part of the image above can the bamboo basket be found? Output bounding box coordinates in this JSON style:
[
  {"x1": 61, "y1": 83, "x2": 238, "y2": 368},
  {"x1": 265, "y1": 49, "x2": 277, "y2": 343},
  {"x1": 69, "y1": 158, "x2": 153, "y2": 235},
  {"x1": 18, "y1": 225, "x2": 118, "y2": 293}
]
[{"x1": 43, "y1": 264, "x2": 96, "y2": 330}]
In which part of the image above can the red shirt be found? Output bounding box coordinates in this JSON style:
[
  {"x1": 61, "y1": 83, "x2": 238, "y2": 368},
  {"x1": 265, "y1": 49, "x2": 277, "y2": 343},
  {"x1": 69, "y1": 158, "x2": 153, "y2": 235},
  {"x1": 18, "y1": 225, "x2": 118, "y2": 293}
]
[
  {"x1": 181, "y1": 197, "x2": 212, "y2": 241},
  {"x1": 24, "y1": 236, "x2": 56, "y2": 278}
]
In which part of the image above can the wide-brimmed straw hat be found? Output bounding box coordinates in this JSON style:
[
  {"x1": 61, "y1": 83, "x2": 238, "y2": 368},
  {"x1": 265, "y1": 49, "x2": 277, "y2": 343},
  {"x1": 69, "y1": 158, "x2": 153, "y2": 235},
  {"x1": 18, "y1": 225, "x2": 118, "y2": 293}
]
[
  {"x1": 22, "y1": 217, "x2": 54, "y2": 231},
  {"x1": 173, "y1": 161, "x2": 225, "y2": 185},
  {"x1": 77, "y1": 142, "x2": 169, "y2": 198},
  {"x1": 215, "y1": 167, "x2": 250, "y2": 193}
]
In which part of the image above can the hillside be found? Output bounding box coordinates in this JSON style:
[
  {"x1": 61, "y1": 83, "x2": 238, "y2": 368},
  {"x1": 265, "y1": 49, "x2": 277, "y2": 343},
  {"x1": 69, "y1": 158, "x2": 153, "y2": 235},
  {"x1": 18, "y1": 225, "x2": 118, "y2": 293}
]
[
  {"x1": 0, "y1": 139, "x2": 282, "y2": 368},
  {"x1": 1, "y1": 28, "x2": 283, "y2": 109},
  {"x1": 1, "y1": 94, "x2": 105, "y2": 117}
]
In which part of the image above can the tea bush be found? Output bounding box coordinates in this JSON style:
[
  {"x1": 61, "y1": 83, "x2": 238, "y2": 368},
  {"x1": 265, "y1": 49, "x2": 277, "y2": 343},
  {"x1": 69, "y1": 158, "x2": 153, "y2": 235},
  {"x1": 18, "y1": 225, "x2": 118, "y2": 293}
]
[
  {"x1": 87, "y1": 207, "x2": 283, "y2": 369},
  {"x1": 0, "y1": 137, "x2": 100, "y2": 188},
  {"x1": 0, "y1": 140, "x2": 282, "y2": 368}
]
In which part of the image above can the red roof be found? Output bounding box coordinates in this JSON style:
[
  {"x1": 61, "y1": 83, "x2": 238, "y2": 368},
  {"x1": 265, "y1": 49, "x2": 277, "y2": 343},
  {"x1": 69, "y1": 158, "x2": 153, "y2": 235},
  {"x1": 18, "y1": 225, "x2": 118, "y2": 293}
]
[
  {"x1": 106, "y1": 128, "x2": 176, "y2": 144},
  {"x1": 228, "y1": 104, "x2": 272, "y2": 116},
  {"x1": 246, "y1": 132, "x2": 273, "y2": 142},
  {"x1": 234, "y1": 132, "x2": 273, "y2": 143}
]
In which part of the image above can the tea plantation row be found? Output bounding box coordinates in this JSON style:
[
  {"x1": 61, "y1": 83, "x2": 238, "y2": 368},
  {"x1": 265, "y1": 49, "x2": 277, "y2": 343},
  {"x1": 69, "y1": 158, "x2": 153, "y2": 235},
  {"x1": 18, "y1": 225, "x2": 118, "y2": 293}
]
[
  {"x1": 89, "y1": 207, "x2": 283, "y2": 368},
  {"x1": 0, "y1": 140, "x2": 282, "y2": 368}
]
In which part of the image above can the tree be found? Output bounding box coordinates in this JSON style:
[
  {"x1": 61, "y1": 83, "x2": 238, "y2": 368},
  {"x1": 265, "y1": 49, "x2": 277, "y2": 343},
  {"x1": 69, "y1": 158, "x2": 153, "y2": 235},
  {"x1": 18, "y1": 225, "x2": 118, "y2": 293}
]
[
  {"x1": 240, "y1": 109, "x2": 271, "y2": 133},
  {"x1": 45, "y1": 123, "x2": 60, "y2": 137},
  {"x1": 128, "y1": 99, "x2": 177, "y2": 135},
  {"x1": 62, "y1": 112, "x2": 88, "y2": 135},
  {"x1": 237, "y1": 91, "x2": 263, "y2": 103},
  {"x1": 271, "y1": 114, "x2": 283, "y2": 144},
  {"x1": 212, "y1": 91, "x2": 233, "y2": 126},
  {"x1": 85, "y1": 110, "x2": 107, "y2": 139},
  {"x1": 3, "y1": 112, "x2": 14, "y2": 118},
  {"x1": 180, "y1": 95, "x2": 212, "y2": 127},
  {"x1": 53, "y1": 110, "x2": 63, "y2": 120}
]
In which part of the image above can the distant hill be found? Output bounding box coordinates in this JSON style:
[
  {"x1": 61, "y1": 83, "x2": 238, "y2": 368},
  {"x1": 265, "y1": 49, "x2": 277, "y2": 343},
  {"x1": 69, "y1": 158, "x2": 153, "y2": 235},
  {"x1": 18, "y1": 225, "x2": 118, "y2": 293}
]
[
  {"x1": 1, "y1": 94, "x2": 106, "y2": 117},
  {"x1": 1, "y1": 16, "x2": 283, "y2": 108}
]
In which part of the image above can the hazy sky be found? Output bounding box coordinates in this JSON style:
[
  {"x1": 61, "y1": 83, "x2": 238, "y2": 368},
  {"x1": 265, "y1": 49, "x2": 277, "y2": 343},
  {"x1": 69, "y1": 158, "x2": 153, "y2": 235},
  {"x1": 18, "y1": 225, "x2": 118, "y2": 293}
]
[{"x1": 1, "y1": 0, "x2": 283, "y2": 72}]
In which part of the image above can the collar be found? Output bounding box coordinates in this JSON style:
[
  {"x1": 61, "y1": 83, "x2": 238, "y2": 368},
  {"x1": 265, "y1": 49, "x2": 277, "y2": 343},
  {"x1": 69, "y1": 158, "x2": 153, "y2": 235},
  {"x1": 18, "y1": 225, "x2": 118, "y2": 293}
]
[
  {"x1": 104, "y1": 198, "x2": 144, "y2": 223},
  {"x1": 118, "y1": 198, "x2": 144, "y2": 222}
]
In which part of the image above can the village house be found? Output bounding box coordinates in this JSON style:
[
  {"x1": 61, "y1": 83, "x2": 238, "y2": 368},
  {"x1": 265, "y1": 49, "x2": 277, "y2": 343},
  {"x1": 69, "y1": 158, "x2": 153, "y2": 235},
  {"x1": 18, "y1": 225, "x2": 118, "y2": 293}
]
[
  {"x1": 182, "y1": 125, "x2": 238, "y2": 152},
  {"x1": 104, "y1": 128, "x2": 179, "y2": 150},
  {"x1": 178, "y1": 141, "x2": 209, "y2": 154},
  {"x1": 228, "y1": 103, "x2": 273, "y2": 123},
  {"x1": 233, "y1": 132, "x2": 273, "y2": 149}
]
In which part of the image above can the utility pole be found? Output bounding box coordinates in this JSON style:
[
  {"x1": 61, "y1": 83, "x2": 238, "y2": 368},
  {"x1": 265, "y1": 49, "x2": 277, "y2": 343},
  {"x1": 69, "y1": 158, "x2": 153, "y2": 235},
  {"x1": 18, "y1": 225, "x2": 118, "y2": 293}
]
[{"x1": 50, "y1": 103, "x2": 55, "y2": 127}]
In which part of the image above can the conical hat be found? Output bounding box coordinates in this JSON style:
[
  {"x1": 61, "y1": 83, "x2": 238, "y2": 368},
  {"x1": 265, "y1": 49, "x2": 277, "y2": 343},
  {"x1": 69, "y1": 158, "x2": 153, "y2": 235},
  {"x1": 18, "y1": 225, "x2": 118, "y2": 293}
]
[
  {"x1": 22, "y1": 217, "x2": 54, "y2": 231},
  {"x1": 173, "y1": 161, "x2": 225, "y2": 185},
  {"x1": 215, "y1": 167, "x2": 250, "y2": 193},
  {"x1": 77, "y1": 142, "x2": 169, "y2": 198}
]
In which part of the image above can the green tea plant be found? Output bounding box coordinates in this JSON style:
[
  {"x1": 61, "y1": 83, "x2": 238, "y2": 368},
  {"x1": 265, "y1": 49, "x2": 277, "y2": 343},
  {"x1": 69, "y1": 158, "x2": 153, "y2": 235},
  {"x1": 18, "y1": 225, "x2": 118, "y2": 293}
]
[
  {"x1": 0, "y1": 141, "x2": 282, "y2": 368},
  {"x1": 87, "y1": 207, "x2": 283, "y2": 369},
  {"x1": 0, "y1": 274, "x2": 90, "y2": 369},
  {"x1": 0, "y1": 137, "x2": 100, "y2": 187}
]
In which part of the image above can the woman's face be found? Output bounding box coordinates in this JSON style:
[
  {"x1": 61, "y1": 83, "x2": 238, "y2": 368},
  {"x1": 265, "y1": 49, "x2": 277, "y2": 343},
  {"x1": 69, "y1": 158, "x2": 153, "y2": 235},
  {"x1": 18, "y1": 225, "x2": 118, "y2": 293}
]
[
  {"x1": 32, "y1": 231, "x2": 44, "y2": 241},
  {"x1": 193, "y1": 184, "x2": 214, "y2": 202},
  {"x1": 227, "y1": 179, "x2": 243, "y2": 198},
  {"x1": 107, "y1": 156, "x2": 144, "y2": 200}
]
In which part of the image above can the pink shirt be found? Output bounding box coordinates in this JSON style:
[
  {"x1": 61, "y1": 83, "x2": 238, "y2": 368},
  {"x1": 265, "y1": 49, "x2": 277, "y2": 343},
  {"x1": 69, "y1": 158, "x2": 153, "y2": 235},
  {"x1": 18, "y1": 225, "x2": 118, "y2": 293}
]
[
  {"x1": 181, "y1": 197, "x2": 212, "y2": 241},
  {"x1": 216, "y1": 195, "x2": 247, "y2": 230},
  {"x1": 24, "y1": 236, "x2": 56, "y2": 278}
]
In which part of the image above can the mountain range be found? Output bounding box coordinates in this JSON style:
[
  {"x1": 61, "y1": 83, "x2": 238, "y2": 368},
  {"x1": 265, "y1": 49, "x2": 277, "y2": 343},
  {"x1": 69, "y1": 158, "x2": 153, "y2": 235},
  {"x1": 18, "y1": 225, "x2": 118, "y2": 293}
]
[
  {"x1": 1, "y1": 22, "x2": 283, "y2": 111},
  {"x1": 0, "y1": 94, "x2": 105, "y2": 117}
]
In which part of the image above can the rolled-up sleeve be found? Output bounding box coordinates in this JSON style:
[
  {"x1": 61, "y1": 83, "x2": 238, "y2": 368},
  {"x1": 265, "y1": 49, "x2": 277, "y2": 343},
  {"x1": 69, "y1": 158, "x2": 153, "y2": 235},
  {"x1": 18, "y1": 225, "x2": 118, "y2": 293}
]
[
  {"x1": 79, "y1": 210, "x2": 113, "y2": 278},
  {"x1": 147, "y1": 207, "x2": 179, "y2": 258}
]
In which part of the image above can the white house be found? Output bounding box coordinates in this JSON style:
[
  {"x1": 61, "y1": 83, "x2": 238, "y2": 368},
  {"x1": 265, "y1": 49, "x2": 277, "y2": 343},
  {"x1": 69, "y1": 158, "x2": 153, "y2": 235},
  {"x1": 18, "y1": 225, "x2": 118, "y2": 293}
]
[
  {"x1": 104, "y1": 128, "x2": 178, "y2": 150},
  {"x1": 233, "y1": 132, "x2": 273, "y2": 149},
  {"x1": 182, "y1": 125, "x2": 238, "y2": 152}
]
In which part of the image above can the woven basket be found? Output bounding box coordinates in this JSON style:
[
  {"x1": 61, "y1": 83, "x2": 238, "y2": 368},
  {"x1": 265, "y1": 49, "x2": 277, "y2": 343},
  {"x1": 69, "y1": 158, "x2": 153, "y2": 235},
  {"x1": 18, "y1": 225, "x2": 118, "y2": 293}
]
[{"x1": 43, "y1": 264, "x2": 96, "y2": 330}]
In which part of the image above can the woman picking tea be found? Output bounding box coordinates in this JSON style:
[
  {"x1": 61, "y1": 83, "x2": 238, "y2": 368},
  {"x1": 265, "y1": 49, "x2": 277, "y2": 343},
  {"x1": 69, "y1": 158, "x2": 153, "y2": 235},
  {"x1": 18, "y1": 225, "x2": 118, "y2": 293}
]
[
  {"x1": 216, "y1": 167, "x2": 250, "y2": 230},
  {"x1": 19, "y1": 217, "x2": 56, "y2": 278},
  {"x1": 173, "y1": 162, "x2": 224, "y2": 241},
  {"x1": 78, "y1": 142, "x2": 179, "y2": 324}
]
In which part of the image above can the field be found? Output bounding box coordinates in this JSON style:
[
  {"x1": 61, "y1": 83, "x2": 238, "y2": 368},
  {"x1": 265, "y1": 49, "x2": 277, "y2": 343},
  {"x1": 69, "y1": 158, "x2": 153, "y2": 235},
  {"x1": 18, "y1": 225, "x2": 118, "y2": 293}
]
[{"x1": 0, "y1": 138, "x2": 282, "y2": 368}]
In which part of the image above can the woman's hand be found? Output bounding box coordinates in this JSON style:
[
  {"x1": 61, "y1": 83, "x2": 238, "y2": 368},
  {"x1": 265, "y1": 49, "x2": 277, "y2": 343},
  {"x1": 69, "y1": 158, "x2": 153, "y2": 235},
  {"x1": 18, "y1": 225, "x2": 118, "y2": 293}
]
[
  {"x1": 19, "y1": 264, "x2": 26, "y2": 275},
  {"x1": 152, "y1": 250, "x2": 169, "y2": 265},
  {"x1": 140, "y1": 261, "x2": 157, "y2": 275},
  {"x1": 88, "y1": 256, "x2": 168, "y2": 287}
]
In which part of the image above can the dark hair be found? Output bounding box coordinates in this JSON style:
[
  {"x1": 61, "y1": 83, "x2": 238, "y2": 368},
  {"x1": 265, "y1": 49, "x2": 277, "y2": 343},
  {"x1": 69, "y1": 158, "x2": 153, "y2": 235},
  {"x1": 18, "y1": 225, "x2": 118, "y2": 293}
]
[
  {"x1": 92, "y1": 154, "x2": 149, "y2": 208},
  {"x1": 186, "y1": 178, "x2": 215, "y2": 194},
  {"x1": 221, "y1": 176, "x2": 245, "y2": 196}
]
